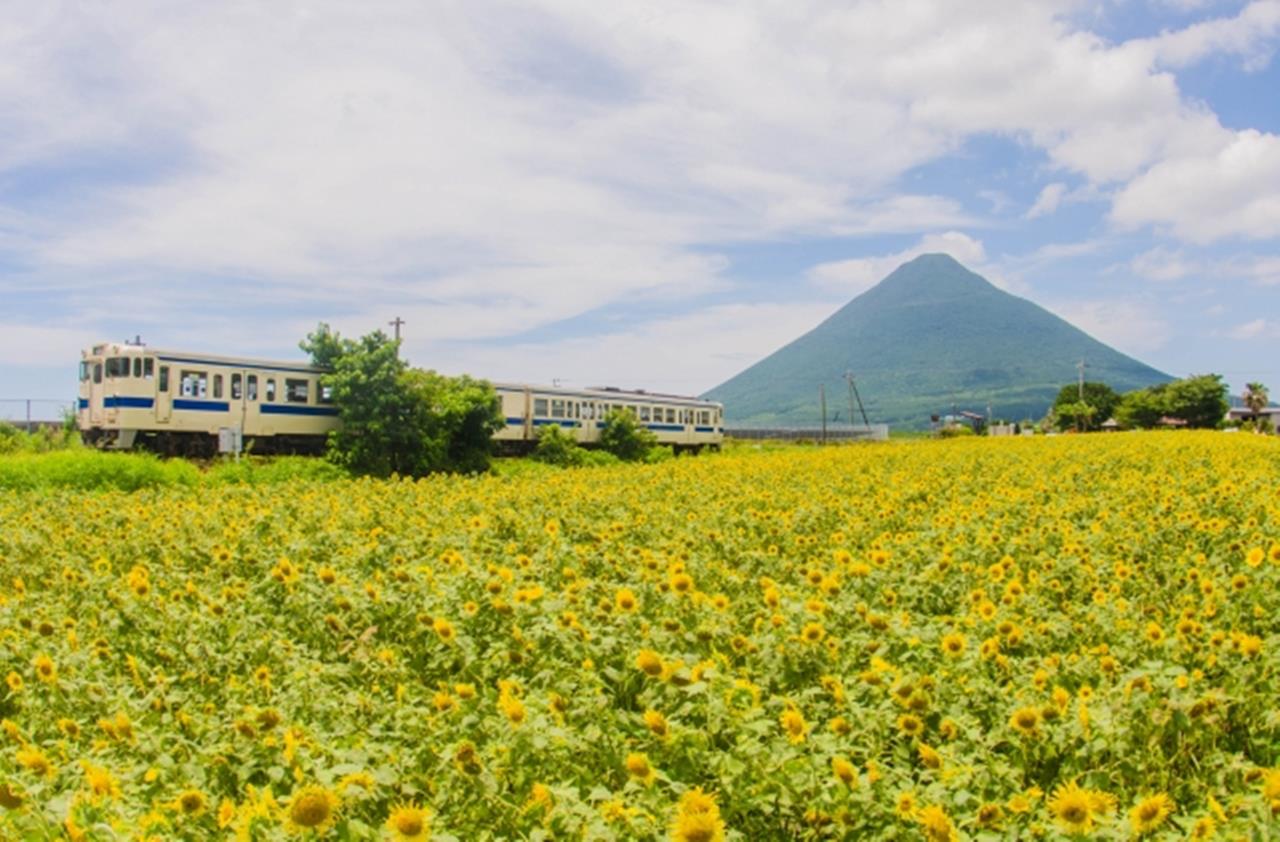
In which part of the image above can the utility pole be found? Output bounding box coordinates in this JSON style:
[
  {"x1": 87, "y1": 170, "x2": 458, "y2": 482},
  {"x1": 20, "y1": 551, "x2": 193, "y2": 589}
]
[
  {"x1": 1076, "y1": 359, "x2": 1087, "y2": 433},
  {"x1": 819, "y1": 384, "x2": 828, "y2": 445},
  {"x1": 389, "y1": 317, "x2": 405, "y2": 359},
  {"x1": 844, "y1": 371, "x2": 871, "y2": 429}
]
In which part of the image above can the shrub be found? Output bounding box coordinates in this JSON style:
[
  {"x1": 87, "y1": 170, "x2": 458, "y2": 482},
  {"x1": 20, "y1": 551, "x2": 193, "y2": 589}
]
[
  {"x1": 532, "y1": 425, "x2": 585, "y2": 467},
  {"x1": 599, "y1": 409, "x2": 658, "y2": 462}
]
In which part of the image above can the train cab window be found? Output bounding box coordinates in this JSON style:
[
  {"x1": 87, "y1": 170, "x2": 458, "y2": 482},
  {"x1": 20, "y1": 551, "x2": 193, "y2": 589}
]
[
  {"x1": 106, "y1": 357, "x2": 129, "y2": 378},
  {"x1": 285, "y1": 378, "x2": 309, "y2": 403},
  {"x1": 143, "y1": 359, "x2": 154, "y2": 379},
  {"x1": 534, "y1": 398, "x2": 548, "y2": 417},
  {"x1": 231, "y1": 374, "x2": 242, "y2": 400},
  {"x1": 247, "y1": 375, "x2": 258, "y2": 401},
  {"x1": 158, "y1": 366, "x2": 168, "y2": 392},
  {"x1": 93, "y1": 363, "x2": 103, "y2": 384},
  {"x1": 79, "y1": 361, "x2": 90, "y2": 382},
  {"x1": 213, "y1": 375, "x2": 224, "y2": 399},
  {"x1": 550, "y1": 399, "x2": 566, "y2": 418},
  {"x1": 180, "y1": 370, "x2": 208, "y2": 398},
  {"x1": 318, "y1": 384, "x2": 333, "y2": 404},
  {"x1": 265, "y1": 379, "x2": 276, "y2": 402},
  {"x1": 132, "y1": 358, "x2": 142, "y2": 378}
]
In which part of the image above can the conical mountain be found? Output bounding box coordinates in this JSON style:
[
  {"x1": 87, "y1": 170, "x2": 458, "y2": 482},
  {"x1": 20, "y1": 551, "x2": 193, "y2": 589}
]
[{"x1": 703, "y1": 254, "x2": 1171, "y2": 428}]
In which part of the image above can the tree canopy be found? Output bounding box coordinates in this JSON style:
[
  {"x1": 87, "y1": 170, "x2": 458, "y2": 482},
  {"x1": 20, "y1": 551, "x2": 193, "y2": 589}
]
[
  {"x1": 300, "y1": 324, "x2": 503, "y2": 476},
  {"x1": 1052, "y1": 382, "x2": 1119, "y2": 432}
]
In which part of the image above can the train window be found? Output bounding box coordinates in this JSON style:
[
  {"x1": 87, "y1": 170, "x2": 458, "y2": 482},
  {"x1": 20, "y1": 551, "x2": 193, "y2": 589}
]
[
  {"x1": 285, "y1": 378, "x2": 309, "y2": 403},
  {"x1": 213, "y1": 375, "x2": 224, "y2": 399},
  {"x1": 93, "y1": 363, "x2": 103, "y2": 384},
  {"x1": 231, "y1": 374, "x2": 242, "y2": 400},
  {"x1": 180, "y1": 370, "x2": 208, "y2": 398},
  {"x1": 132, "y1": 358, "x2": 142, "y2": 378},
  {"x1": 143, "y1": 359, "x2": 154, "y2": 379},
  {"x1": 639, "y1": 406, "x2": 650, "y2": 422},
  {"x1": 318, "y1": 383, "x2": 333, "y2": 404},
  {"x1": 534, "y1": 398, "x2": 548, "y2": 416},
  {"x1": 265, "y1": 379, "x2": 276, "y2": 402},
  {"x1": 247, "y1": 375, "x2": 258, "y2": 401},
  {"x1": 158, "y1": 366, "x2": 168, "y2": 392},
  {"x1": 700, "y1": 410, "x2": 709, "y2": 425},
  {"x1": 666, "y1": 408, "x2": 676, "y2": 423},
  {"x1": 106, "y1": 357, "x2": 128, "y2": 378},
  {"x1": 551, "y1": 399, "x2": 565, "y2": 418},
  {"x1": 78, "y1": 361, "x2": 89, "y2": 381}
]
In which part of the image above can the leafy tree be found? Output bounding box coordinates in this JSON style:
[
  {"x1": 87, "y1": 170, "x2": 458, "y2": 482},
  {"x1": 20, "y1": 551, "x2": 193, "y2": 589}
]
[
  {"x1": 1163, "y1": 374, "x2": 1229, "y2": 429},
  {"x1": 300, "y1": 325, "x2": 503, "y2": 476},
  {"x1": 598, "y1": 408, "x2": 657, "y2": 461},
  {"x1": 1115, "y1": 387, "x2": 1167, "y2": 429},
  {"x1": 532, "y1": 424, "x2": 585, "y2": 467},
  {"x1": 1052, "y1": 382, "x2": 1119, "y2": 432},
  {"x1": 1243, "y1": 382, "x2": 1270, "y2": 433}
]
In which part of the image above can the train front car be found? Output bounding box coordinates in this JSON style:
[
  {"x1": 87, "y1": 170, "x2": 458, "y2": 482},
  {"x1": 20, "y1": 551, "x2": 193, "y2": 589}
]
[
  {"x1": 77, "y1": 343, "x2": 339, "y2": 455},
  {"x1": 78, "y1": 341, "x2": 157, "y2": 449}
]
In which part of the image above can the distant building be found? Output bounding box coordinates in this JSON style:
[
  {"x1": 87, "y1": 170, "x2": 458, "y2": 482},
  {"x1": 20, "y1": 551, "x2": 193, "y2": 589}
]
[{"x1": 1225, "y1": 406, "x2": 1280, "y2": 425}]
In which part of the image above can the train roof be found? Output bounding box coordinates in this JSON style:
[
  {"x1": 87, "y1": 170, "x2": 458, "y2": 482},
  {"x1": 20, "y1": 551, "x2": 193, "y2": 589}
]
[
  {"x1": 83, "y1": 342, "x2": 327, "y2": 373},
  {"x1": 492, "y1": 381, "x2": 721, "y2": 408}
]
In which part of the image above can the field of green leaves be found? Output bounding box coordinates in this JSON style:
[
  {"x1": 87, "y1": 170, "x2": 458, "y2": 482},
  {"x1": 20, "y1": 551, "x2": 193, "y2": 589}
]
[{"x1": 1, "y1": 433, "x2": 1278, "y2": 840}]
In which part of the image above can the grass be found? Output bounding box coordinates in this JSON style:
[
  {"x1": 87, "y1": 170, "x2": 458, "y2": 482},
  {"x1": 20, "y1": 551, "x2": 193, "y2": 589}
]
[{"x1": 0, "y1": 451, "x2": 350, "y2": 492}]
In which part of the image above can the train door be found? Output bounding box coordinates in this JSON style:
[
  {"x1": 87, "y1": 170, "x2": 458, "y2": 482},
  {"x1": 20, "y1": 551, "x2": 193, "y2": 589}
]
[
  {"x1": 155, "y1": 365, "x2": 171, "y2": 423},
  {"x1": 87, "y1": 360, "x2": 104, "y2": 426},
  {"x1": 229, "y1": 371, "x2": 254, "y2": 434}
]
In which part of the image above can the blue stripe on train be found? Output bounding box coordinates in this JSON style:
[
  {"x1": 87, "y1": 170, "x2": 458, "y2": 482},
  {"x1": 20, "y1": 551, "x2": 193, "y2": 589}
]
[
  {"x1": 105, "y1": 396, "x2": 155, "y2": 409},
  {"x1": 261, "y1": 404, "x2": 340, "y2": 417},
  {"x1": 530, "y1": 419, "x2": 577, "y2": 428},
  {"x1": 78, "y1": 398, "x2": 89, "y2": 409},
  {"x1": 172, "y1": 398, "x2": 230, "y2": 412}
]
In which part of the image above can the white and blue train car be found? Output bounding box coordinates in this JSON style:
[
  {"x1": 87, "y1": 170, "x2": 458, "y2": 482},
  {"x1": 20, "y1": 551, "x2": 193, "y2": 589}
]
[
  {"x1": 492, "y1": 383, "x2": 723, "y2": 454},
  {"x1": 77, "y1": 341, "x2": 339, "y2": 455}
]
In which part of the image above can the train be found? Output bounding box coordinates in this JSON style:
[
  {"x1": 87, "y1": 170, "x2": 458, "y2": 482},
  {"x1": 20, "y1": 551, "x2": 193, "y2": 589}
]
[{"x1": 77, "y1": 341, "x2": 724, "y2": 455}]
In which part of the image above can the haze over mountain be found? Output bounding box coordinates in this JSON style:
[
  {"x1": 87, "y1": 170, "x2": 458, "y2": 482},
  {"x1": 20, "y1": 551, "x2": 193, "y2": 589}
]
[{"x1": 704, "y1": 254, "x2": 1172, "y2": 429}]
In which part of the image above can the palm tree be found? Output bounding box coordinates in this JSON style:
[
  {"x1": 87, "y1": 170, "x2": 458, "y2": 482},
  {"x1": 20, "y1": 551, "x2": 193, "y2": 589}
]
[{"x1": 1243, "y1": 382, "x2": 1269, "y2": 433}]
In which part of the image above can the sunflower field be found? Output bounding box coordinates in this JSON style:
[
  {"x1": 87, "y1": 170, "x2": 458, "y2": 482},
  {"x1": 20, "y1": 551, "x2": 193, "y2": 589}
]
[{"x1": 1, "y1": 432, "x2": 1278, "y2": 840}]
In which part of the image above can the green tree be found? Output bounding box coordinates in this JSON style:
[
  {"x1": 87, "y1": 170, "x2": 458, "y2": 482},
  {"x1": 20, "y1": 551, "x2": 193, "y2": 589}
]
[
  {"x1": 1163, "y1": 374, "x2": 1229, "y2": 429},
  {"x1": 598, "y1": 408, "x2": 658, "y2": 461},
  {"x1": 1243, "y1": 382, "x2": 1270, "y2": 433},
  {"x1": 300, "y1": 325, "x2": 502, "y2": 476},
  {"x1": 1051, "y1": 382, "x2": 1119, "y2": 432},
  {"x1": 532, "y1": 424, "x2": 585, "y2": 467},
  {"x1": 1115, "y1": 387, "x2": 1167, "y2": 429}
]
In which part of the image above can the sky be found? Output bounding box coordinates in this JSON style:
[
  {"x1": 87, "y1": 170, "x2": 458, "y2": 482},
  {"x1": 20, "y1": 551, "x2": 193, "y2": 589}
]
[{"x1": 2, "y1": 0, "x2": 1279, "y2": 420}]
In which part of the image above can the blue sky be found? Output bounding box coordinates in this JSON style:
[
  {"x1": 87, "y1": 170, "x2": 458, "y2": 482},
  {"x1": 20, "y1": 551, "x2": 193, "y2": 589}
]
[{"x1": 2, "y1": 0, "x2": 1279, "y2": 420}]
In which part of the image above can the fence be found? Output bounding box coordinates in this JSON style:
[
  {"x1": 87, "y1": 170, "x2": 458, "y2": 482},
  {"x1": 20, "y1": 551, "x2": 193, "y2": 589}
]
[
  {"x1": 726, "y1": 425, "x2": 889, "y2": 442},
  {"x1": 0, "y1": 399, "x2": 75, "y2": 431}
]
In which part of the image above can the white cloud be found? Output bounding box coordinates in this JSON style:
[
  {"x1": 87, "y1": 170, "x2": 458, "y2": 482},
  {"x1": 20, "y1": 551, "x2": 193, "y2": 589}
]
[
  {"x1": 421, "y1": 301, "x2": 842, "y2": 394},
  {"x1": 0, "y1": 324, "x2": 89, "y2": 366},
  {"x1": 1140, "y1": 0, "x2": 1280, "y2": 70},
  {"x1": 1112, "y1": 129, "x2": 1280, "y2": 242},
  {"x1": 1044, "y1": 299, "x2": 1172, "y2": 355},
  {"x1": 1228, "y1": 318, "x2": 1273, "y2": 339},
  {"x1": 1026, "y1": 183, "x2": 1068, "y2": 219},
  {"x1": 1130, "y1": 246, "x2": 1198, "y2": 281},
  {"x1": 807, "y1": 231, "x2": 988, "y2": 297}
]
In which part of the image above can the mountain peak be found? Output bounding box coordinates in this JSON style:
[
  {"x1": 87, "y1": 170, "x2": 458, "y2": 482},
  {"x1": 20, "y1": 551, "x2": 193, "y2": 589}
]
[{"x1": 704, "y1": 256, "x2": 1170, "y2": 429}]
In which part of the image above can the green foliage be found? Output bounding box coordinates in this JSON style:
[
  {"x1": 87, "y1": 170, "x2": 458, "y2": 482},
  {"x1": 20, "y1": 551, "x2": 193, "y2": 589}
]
[
  {"x1": 205, "y1": 455, "x2": 348, "y2": 485},
  {"x1": 0, "y1": 450, "x2": 200, "y2": 491},
  {"x1": 1115, "y1": 374, "x2": 1230, "y2": 429},
  {"x1": 598, "y1": 408, "x2": 658, "y2": 461},
  {"x1": 532, "y1": 424, "x2": 586, "y2": 467},
  {"x1": 300, "y1": 324, "x2": 503, "y2": 476},
  {"x1": 1052, "y1": 382, "x2": 1119, "y2": 431},
  {"x1": 0, "y1": 421, "x2": 80, "y2": 455},
  {"x1": 704, "y1": 253, "x2": 1171, "y2": 429},
  {"x1": 1164, "y1": 374, "x2": 1229, "y2": 428},
  {"x1": 937, "y1": 424, "x2": 975, "y2": 438}
]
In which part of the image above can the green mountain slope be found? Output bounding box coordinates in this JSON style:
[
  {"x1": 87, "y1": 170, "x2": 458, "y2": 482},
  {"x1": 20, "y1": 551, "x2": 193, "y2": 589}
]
[{"x1": 703, "y1": 254, "x2": 1171, "y2": 429}]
